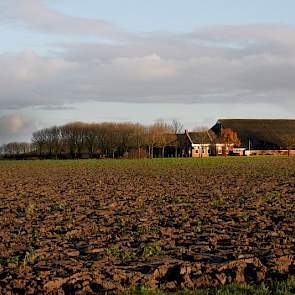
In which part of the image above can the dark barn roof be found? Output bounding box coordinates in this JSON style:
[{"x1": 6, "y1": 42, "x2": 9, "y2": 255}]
[
  {"x1": 176, "y1": 132, "x2": 212, "y2": 146},
  {"x1": 176, "y1": 134, "x2": 189, "y2": 146},
  {"x1": 211, "y1": 119, "x2": 295, "y2": 150},
  {"x1": 188, "y1": 132, "x2": 212, "y2": 144}
]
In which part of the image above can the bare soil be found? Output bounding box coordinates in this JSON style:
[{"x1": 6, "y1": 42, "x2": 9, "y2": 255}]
[{"x1": 0, "y1": 158, "x2": 294, "y2": 294}]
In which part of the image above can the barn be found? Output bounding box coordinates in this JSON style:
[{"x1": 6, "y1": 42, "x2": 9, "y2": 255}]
[
  {"x1": 210, "y1": 119, "x2": 295, "y2": 155},
  {"x1": 173, "y1": 119, "x2": 295, "y2": 157}
]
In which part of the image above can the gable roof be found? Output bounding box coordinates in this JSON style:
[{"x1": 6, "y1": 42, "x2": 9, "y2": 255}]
[
  {"x1": 188, "y1": 132, "x2": 212, "y2": 144},
  {"x1": 211, "y1": 119, "x2": 295, "y2": 149}
]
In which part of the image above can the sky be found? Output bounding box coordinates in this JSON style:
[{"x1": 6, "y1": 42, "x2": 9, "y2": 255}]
[{"x1": 1, "y1": 0, "x2": 295, "y2": 144}]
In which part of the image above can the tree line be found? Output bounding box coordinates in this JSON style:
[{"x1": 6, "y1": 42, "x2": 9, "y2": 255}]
[{"x1": 0, "y1": 120, "x2": 184, "y2": 159}]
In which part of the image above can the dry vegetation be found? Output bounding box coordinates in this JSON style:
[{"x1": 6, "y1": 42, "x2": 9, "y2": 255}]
[
  {"x1": 0, "y1": 157, "x2": 294, "y2": 294},
  {"x1": 1, "y1": 120, "x2": 180, "y2": 159}
]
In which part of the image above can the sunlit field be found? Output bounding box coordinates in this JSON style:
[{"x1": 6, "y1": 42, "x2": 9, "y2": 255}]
[{"x1": 0, "y1": 157, "x2": 294, "y2": 294}]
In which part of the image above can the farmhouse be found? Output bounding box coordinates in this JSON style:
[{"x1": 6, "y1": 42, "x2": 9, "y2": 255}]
[
  {"x1": 175, "y1": 129, "x2": 238, "y2": 157},
  {"x1": 176, "y1": 119, "x2": 295, "y2": 157},
  {"x1": 175, "y1": 130, "x2": 212, "y2": 157}
]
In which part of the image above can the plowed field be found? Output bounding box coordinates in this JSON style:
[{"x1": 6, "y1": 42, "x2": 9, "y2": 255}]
[{"x1": 0, "y1": 157, "x2": 294, "y2": 294}]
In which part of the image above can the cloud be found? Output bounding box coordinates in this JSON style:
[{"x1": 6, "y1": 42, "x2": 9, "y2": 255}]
[
  {"x1": 0, "y1": 49, "x2": 79, "y2": 109},
  {"x1": 0, "y1": 0, "x2": 117, "y2": 38},
  {"x1": 0, "y1": 114, "x2": 27, "y2": 133},
  {"x1": 0, "y1": 113, "x2": 36, "y2": 143},
  {"x1": 110, "y1": 54, "x2": 177, "y2": 80},
  {"x1": 1, "y1": 22, "x2": 295, "y2": 109}
]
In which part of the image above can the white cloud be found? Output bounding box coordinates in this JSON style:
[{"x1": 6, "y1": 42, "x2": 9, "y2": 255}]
[
  {"x1": 0, "y1": 113, "x2": 36, "y2": 143},
  {"x1": 57, "y1": 24, "x2": 295, "y2": 106},
  {"x1": 0, "y1": 0, "x2": 116, "y2": 37},
  {"x1": 0, "y1": 49, "x2": 79, "y2": 109},
  {"x1": 111, "y1": 54, "x2": 177, "y2": 80},
  {"x1": 1, "y1": 3, "x2": 295, "y2": 110},
  {"x1": 0, "y1": 114, "x2": 26, "y2": 133}
]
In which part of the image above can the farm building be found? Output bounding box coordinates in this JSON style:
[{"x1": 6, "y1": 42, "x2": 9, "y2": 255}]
[
  {"x1": 174, "y1": 129, "x2": 241, "y2": 157},
  {"x1": 210, "y1": 119, "x2": 295, "y2": 155},
  {"x1": 173, "y1": 130, "x2": 212, "y2": 158},
  {"x1": 173, "y1": 119, "x2": 295, "y2": 157},
  {"x1": 188, "y1": 131, "x2": 212, "y2": 157}
]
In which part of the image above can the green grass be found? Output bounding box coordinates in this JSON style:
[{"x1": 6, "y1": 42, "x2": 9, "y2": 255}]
[
  {"x1": 2, "y1": 156, "x2": 294, "y2": 179},
  {"x1": 0, "y1": 155, "x2": 294, "y2": 167},
  {"x1": 121, "y1": 278, "x2": 295, "y2": 295}
]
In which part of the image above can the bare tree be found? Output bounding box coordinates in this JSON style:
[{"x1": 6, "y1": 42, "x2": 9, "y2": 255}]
[
  {"x1": 1, "y1": 120, "x2": 220, "y2": 160},
  {"x1": 146, "y1": 124, "x2": 158, "y2": 158},
  {"x1": 128, "y1": 123, "x2": 146, "y2": 158},
  {"x1": 61, "y1": 122, "x2": 85, "y2": 158},
  {"x1": 41, "y1": 126, "x2": 61, "y2": 158},
  {"x1": 171, "y1": 119, "x2": 184, "y2": 157},
  {"x1": 0, "y1": 145, "x2": 5, "y2": 157},
  {"x1": 18, "y1": 142, "x2": 32, "y2": 154},
  {"x1": 102, "y1": 123, "x2": 120, "y2": 158},
  {"x1": 116, "y1": 123, "x2": 135, "y2": 157},
  {"x1": 84, "y1": 123, "x2": 98, "y2": 158},
  {"x1": 32, "y1": 129, "x2": 47, "y2": 157},
  {"x1": 4, "y1": 142, "x2": 20, "y2": 156},
  {"x1": 50, "y1": 126, "x2": 61, "y2": 159},
  {"x1": 95, "y1": 123, "x2": 110, "y2": 157},
  {"x1": 148, "y1": 120, "x2": 174, "y2": 158},
  {"x1": 171, "y1": 119, "x2": 184, "y2": 134},
  {"x1": 0, "y1": 142, "x2": 31, "y2": 157}
]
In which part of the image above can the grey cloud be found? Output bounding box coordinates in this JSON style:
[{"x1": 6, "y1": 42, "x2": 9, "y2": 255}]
[
  {"x1": 1, "y1": 24, "x2": 295, "y2": 109},
  {"x1": 0, "y1": 49, "x2": 80, "y2": 109}
]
